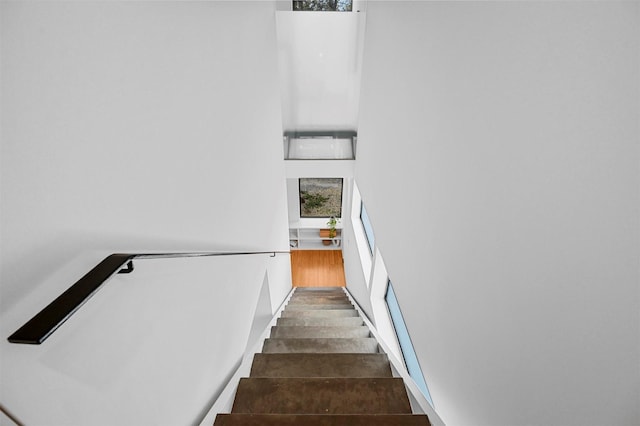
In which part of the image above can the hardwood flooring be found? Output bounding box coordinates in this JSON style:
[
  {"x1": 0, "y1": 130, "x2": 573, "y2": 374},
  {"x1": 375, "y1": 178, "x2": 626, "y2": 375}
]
[{"x1": 290, "y1": 250, "x2": 346, "y2": 288}]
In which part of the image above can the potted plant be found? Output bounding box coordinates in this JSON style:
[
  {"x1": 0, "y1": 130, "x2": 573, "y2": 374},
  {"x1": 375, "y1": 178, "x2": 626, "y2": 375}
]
[{"x1": 320, "y1": 216, "x2": 339, "y2": 246}]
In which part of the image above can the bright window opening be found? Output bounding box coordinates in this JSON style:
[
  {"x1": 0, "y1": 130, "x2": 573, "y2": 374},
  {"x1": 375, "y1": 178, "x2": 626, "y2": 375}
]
[
  {"x1": 299, "y1": 178, "x2": 343, "y2": 218},
  {"x1": 350, "y1": 182, "x2": 372, "y2": 283},
  {"x1": 293, "y1": 0, "x2": 353, "y2": 12},
  {"x1": 385, "y1": 280, "x2": 434, "y2": 408},
  {"x1": 360, "y1": 202, "x2": 375, "y2": 255}
]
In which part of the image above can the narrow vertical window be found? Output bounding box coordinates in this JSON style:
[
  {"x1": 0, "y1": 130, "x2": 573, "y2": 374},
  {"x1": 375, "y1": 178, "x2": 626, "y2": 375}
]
[
  {"x1": 360, "y1": 202, "x2": 375, "y2": 255},
  {"x1": 385, "y1": 280, "x2": 434, "y2": 408}
]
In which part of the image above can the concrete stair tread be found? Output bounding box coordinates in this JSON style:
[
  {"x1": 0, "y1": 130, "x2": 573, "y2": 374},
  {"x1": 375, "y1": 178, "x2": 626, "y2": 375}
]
[
  {"x1": 262, "y1": 338, "x2": 379, "y2": 354},
  {"x1": 290, "y1": 293, "x2": 348, "y2": 297},
  {"x1": 277, "y1": 317, "x2": 364, "y2": 327},
  {"x1": 289, "y1": 296, "x2": 351, "y2": 305},
  {"x1": 250, "y1": 353, "x2": 393, "y2": 378},
  {"x1": 294, "y1": 287, "x2": 345, "y2": 292},
  {"x1": 281, "y1": 309, "x2": 359, "y2": 318},
  {"x1": 285, "y1": 304, "x2": 354, "y2": 310},
  {"x1": 214, "y1": 414, "x2": 431, "y2": 425},
  {"x1": 290, "y1": 294, "x2": 350, "y2": 299},
  {"x1": 232, "y1": 378, "x2": 412, "y2": 414},
  {"x1": 291, "y1": 291, "x2": 348, "y2": 296},
  {"x1": 270, "y1": 325, "x2": 370, "y2": 338}
]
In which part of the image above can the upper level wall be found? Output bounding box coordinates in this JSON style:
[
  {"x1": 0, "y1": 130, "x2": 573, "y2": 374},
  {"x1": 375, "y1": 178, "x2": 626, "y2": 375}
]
[
  {"x1": 1, "y1": 1, "x2": 292, "y2": 423},
  {"x1": 276, "y1": 11, "x2": 366, "y2": 132},
  {"x1": 0, "y1": 1, "x2": 289, "y2": 312},
  {"x1": 356, "y1": 2, "x2": 639, "y2": 425}
]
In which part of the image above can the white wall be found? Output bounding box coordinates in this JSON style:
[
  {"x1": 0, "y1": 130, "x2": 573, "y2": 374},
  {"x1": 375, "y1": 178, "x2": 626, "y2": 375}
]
[
  {"x1": 276, "y1": 11, "x2": 366, "y2": 132},
  {"x1": 285, "y1": 160, "x2": 354, "y2": 225},
  {"x1": 356, "y1": 2, "x2": 639, "y2": 426},
  {"x1": 0, "y1": 0, "x2": 289, "y2": 308},
  {"x1": 0, "y1": 408, "x2": 17, "y2": 426},
  {"x1": 341, "y1": 181, "x2": 374, "y2": 319},
  {"x1": 0, "y1": 1, "x2": 292, "y2": 423},
  {"x1": 0, "y1": 253, "x2": 289, "y2": 425}
]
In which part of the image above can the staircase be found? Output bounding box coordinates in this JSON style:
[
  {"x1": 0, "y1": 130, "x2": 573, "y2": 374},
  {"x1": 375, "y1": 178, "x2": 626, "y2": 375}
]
[{"x1": 214, "y1": 287, "x2": 432, "y2": 425}]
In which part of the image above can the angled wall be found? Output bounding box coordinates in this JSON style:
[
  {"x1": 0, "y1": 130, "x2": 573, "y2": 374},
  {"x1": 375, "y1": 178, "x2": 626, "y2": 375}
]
[
  {"x1": 1, "y1": 1, "x2": 291, "y2": 424},
  {"x1": 356, "y1": 2, "x2": 639, "y2": 425},
  {"x1": 1, "y1": 0, "x2": 289, "y2": 310},
  {"x1": 276, "y1": 11, "x2": 366, "y2": 132}
]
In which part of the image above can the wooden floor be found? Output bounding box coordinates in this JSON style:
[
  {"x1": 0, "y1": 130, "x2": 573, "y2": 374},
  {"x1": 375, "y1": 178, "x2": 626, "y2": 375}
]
[{"x1": 291, "y1": 250, "x2": 346, "y2": 288}]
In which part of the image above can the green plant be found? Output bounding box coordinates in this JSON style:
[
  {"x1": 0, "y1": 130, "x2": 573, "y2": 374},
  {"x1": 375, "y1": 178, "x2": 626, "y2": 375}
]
[
  {"x1": 301, "y1": 191, "x2": 329, "y2": 210},
  {"x1": 326, "y1": 216, "x2": 339, "y2": 238}
]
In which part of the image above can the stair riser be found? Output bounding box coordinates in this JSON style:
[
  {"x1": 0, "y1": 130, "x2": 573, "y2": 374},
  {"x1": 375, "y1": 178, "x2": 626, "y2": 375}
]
[
  {"x1": 288, "y1": 298, "x2": 351, "y2": 304},
  {"x1": 232, "y1": 378, "x2": 412, "y2": 414},
  {"x1": 281, "y1": 310, "x2": 359, "y2": 318},
  {"x1": 262, "y1": 338, "x2": 379, "y2": 354},
  {"x1": 290, "y1": 294, "x2": 350, "y2": 299},
  {"x1": 285, "y1": 304, "x2": 354, "y2": 310},
  {"x1": 294, "y1": 288, "x2": 345, "y2": 292},
  {"x1": 250, "y1": 353, "x2": 393, "y2": 378},
  {"x1": 276, "y1": 317, "x2": 364, "y2": 327},
  {"x1": 270, "y1": 326, "x2": 370, "y2": 339},
  {"x1": 214, "y1": 414, "x2": 432, "y2": 425},
  {"x1": 290, "y1": 296, "x2": 346, "y2": 300}
]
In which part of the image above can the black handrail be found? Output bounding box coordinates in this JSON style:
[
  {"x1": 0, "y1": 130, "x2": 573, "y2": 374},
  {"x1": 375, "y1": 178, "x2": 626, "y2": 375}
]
[{"x1": 7, "y1": 251, "x2": 289, "y2": 345}]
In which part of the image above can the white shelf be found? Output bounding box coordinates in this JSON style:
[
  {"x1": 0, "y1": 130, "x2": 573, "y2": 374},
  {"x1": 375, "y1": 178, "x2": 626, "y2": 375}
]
[{"x1": 289, "y1": 227, "x2": 342, "y2": 250}]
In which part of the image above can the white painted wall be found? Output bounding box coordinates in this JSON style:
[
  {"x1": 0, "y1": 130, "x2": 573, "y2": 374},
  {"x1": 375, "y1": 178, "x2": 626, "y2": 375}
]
[
  {"x1": 276, "y1": 11, "x2": 366, "y2": 132},
  {"x1": 0, "y1": 253, "x2": 290, "y2": 425},
  {"x1": 285, "y1": 160, "x2": 354, "y2": 225},
  {"x1": 342, "y1": 181, "x2": 374, "y2": 319},
  {"x1": 0, "y1": 1, "x2": 292, "y2": 423},
  {"x1": 356, "y1": 2, "x2": 639, "y2": 426},
  {"x1": 0, "y1": 409, "x2": 17, "y2": 426},
  {"x1": 285, "y1": 160, "x2": 355, "y2": 180},
  {"x1": 0, "y1": 0, "x2": 288, "y2": 309}
]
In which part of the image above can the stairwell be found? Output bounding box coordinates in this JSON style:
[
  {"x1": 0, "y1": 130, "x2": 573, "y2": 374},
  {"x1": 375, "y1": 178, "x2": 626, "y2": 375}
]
[{"x1": 214, "y1": 287, "x2": 432, "y2": 425}]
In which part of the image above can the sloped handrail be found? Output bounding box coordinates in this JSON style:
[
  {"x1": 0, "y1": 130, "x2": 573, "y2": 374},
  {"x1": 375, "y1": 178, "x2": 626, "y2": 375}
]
[{"x1": 7, "y1": 251, "x2": 289, "y2": 345}]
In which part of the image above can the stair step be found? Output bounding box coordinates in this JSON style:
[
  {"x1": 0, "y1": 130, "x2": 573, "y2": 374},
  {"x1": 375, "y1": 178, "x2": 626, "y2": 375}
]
[
  {"x1": 232, "y1": 378, "x2": 411, "y2": 414},
  {"x1": 290, "y1": 292, "x2": 348, "y2": 298},
  {"x1": 285, "y1": 304, "x2": 353, "y2": 310},
  {"x1": 292, "y1": 291, "x2": 346, "y2": 297},
  {"x1": 288, "y1": 297, "x2": 351, "y2": 304},
  {"x1": 214, "y1": 414, "x2": 432, "y2": 425},
  {"x1": 281, "y1": 310, "x2": 359, "y2": 318},
  {"x1": 289, "y1": 297, "x2": 351, "y2": 305},
  {"x1": 250, "y1": 353, "x2": 393, "y2": 378},
  {"x1": 294, "y1": 287, "x2": 345, "y2": 292},
  {"x1": 291, "y1": 291, "x2": 347, "y2": 296},
  {"x1": 277, "y1": 317, "x2": 364, "y2": 327},
  {"x1": 262, "y1": 338, "x2": 379, "y2": 354},
  {"x1": 270, "y1": 326, "x2": 370, "y2": 339}
]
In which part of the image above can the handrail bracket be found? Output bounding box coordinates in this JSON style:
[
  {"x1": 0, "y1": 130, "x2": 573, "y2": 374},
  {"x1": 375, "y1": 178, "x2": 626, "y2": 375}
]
[{"x1": 118, "y1": 260, "x2": 135, "y2": 274}]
